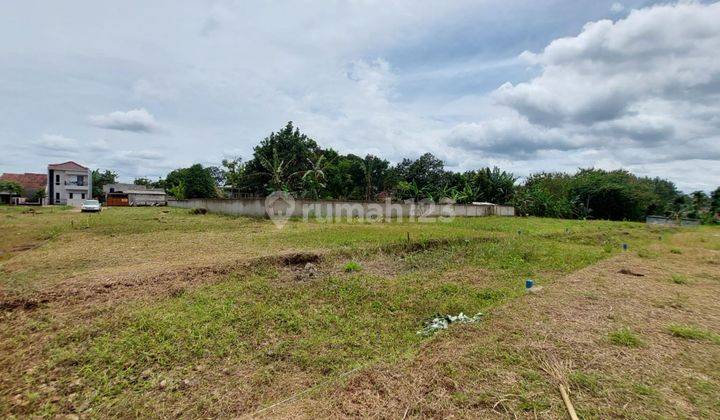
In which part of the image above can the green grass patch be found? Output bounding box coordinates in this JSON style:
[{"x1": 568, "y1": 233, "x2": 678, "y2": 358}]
[
  {"x1": 608, "y1": 327, "x2": 644, "y2": 347},
  {"x1": 570, "y1": 370, "x2": 604, "y2": 394},
  {"x1": 343, "y1": 261, "x2": 362, "y2": 272},
  {"x1": 667, "y1": 325, "x2": 720, "y2": 344},
  {"x1": 670, "y1": 274, "x2": 689, "y2": 285}
]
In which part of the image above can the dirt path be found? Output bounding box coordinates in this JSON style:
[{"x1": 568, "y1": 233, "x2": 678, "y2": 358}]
[
  {"x1": 270, "y1": 238, "x2": 720, "y2": 418},
  {"x1": 0, "y1": 252, "x2": 324, "y2": 311}
]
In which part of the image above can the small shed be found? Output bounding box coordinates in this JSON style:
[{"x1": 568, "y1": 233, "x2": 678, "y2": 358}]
[{"x1": 103, "y1": 183, "x2": 167, "y2": 206}]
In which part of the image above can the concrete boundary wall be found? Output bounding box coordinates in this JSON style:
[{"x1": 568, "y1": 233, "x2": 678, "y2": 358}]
[
  {"x1": 646, "y1": 215, "x2": 700, "y2": 226},
  {"x1": 169, "y1": 198, "x2": 514, "y2": 218}
]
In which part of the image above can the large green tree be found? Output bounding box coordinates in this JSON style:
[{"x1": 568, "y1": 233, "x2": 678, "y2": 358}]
[
  {"x1": 711, "y1": 187, "x2": 720, "y2": 214},
  {"x1": 164, "y1": 164, "x2": 217, "y2": 199},
  {"x1": 245, "y1": 121, "x2": 321, "y2": 193},
  {"x1": 91, "y1": 169, "x2": 118, "y2": 200},
  {"x1": 221, "y1": 158, "x2": 247, "y2": 197}
]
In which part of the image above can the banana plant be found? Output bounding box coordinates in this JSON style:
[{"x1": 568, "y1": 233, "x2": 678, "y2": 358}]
[
  {"x1": 258, "y1": 147, "x2": 290, "y2": 192},
  {"x1": 299, "y1": 155, "x2": 330, "y2": 199}
]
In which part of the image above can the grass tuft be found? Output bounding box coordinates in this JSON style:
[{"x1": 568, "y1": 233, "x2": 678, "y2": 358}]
[
  {"x1": 343, "y1": 261, "x2": 363, "y2": 272},
  {"x1": 671, "y1": 274, "x2": 689, "y2": 285},
  {"x1": 667, "y1": 325, "x2": 720, "y2": 344},
  {"x1": 608, "y1": 327, "x2": 644, "y2": 347}
]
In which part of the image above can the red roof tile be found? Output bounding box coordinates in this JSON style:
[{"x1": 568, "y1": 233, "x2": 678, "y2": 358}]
[
  {"x1": 48, "y1": 161, "x2": 88, "y2": 171},
  {"x1": 0, "y1": 173, "x2": 48, "y2": 191}
]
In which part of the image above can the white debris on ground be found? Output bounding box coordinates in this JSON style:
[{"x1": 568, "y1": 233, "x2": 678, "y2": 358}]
[{"x1": 417, "y1": 312, "x2": 483, "y2": 336}]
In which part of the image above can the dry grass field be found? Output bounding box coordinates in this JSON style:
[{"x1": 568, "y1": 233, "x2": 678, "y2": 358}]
[{"x1": 1, "y1": 205, "x2": 718, "y2": 418}]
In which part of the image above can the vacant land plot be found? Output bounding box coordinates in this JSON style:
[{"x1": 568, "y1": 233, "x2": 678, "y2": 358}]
[{"x1": 1, "y1": 206, "x2": 718, "y2": 417}]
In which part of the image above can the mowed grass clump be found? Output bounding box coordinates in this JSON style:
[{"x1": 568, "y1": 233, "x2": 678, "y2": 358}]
[
  {"x1": 343, "y1": 261, "x2": 362, "y2": 272},
  {"x1": 670, "y1": 274, "x2": 690, "y2": 285},
  {"x1": 609, "y1": 327, "x2": 644, "y2": 347},
  {"x1": 667, "y1": 325, "x2": 720, "y2": 344}
]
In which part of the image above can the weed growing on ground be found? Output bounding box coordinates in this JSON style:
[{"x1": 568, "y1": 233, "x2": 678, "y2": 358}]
[
  {"x1": 344, "y1": 261, "x2": 362, "y2": 272},
  {"x1": 609, "y1": 327, "x2": 644, "y2": 347},
  {"x1": 667, "y1": 325, "x2": 720, "y2": 344},
  {"x1": 671, "y1": 274, "x2": 689, "y2": 285}
]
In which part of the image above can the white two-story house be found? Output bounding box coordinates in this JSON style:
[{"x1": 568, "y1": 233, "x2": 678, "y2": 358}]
[{"x1": 47, "y1": 161, "x2": 92, "y2": 206}]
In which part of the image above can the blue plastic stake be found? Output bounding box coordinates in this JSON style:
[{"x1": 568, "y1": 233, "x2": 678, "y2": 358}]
[{"x1": 525, "y1": 279, "x2": 534, "y2": 289}]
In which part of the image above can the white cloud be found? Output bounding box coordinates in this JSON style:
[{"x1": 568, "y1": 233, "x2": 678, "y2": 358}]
[
  {"x1": 88, "y1": 109, "x2": 159, "y2": 133},
  {"x1": 498, "y1": 2, "x2": 720, "y2": 128},
  {"x1": 447, "y1": 116, "x2": 579, "y2": 157},
  {"x1": 450, "y1": 1, "x2": 720, "y2": 172},
  {"x1": 610, "y1": 3, "x2": 625, "y2": 13},
  {"x1": 121, "y1": 150, "x2": 163, "y2": 160},
  {"x1": 35, "y1": 134, "x2": 80, "y2": 153}
]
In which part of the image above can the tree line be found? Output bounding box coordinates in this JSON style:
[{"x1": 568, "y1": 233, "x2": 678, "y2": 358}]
[{"x1": 95, "y1": 121, "x2": 719, "y2": 223}]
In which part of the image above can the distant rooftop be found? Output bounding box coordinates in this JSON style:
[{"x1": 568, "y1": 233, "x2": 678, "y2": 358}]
[
  {"x1": 0, "y1": 172, "x2": 47, "y2": 190},
  {"x1": 48, "y1": 161, "x2": 88, "y2": 171}
]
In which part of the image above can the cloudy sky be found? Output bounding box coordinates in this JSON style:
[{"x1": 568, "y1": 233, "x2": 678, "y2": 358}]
[{"x1": 1, "y1": 1, "x2": 719, "y2": 191}]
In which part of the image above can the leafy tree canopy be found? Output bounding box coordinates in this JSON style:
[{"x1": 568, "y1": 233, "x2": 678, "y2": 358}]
[
  {"x1": 0, "y1": 180, "x2": 23, "y2": 196},
  {"x1": 91, "y1": 169, "x2": 117, "y2": 200}
]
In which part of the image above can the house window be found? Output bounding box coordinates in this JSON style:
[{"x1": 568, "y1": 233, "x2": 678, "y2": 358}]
[
  {"x1": 55, "y1": 193, "x2": 60, "y2": 200},
  {"x1": 69, "y1": 193, "x2": 73, "y2": 199},
  {"x1": 81, "y1": 193, "x2": 85, "y2": 199},
  {"x1": 109, "y1": 187, "x2": 115, "y2": 193},
  {"x1": 55, "y1": 174, "x2": 60, "y2": 185}
]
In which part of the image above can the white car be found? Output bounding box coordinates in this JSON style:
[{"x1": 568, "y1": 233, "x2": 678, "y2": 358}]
[{"x1": 81, "y1": 199, "x2": 102, "y2": 212}]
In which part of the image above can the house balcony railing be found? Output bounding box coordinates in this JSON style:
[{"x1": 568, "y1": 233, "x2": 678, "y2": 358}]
[{"x1": 64, "y1": 181, "x2": 89, "y2": 188}]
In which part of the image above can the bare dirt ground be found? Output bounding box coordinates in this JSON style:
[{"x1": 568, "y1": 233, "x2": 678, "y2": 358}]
[
  {"x1": 270, "y1": 236, "x2": 720, "y2": 418},
  {"x1": 0, "y1": 251, "x2": 324, "y2": 311}
]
